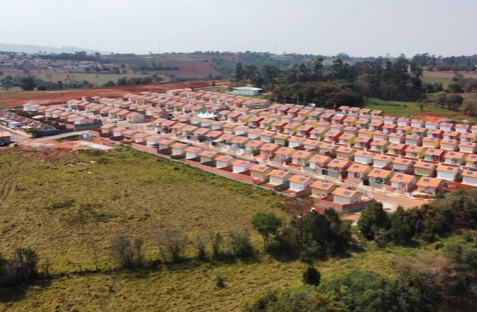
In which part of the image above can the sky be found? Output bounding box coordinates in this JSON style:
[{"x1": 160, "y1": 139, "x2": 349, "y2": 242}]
[{"x1": 1, "y1": 0, "x2": 476, "y2": 57}]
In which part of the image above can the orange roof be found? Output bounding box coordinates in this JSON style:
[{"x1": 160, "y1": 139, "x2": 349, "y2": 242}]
[
  {"x1": 309, "y1": 155, "x2": 331, "y2": 164},
  {"x1": 390, "y1": 173, "x2": 415, "y2": 184},
  {"x1": 414, "y1": 162, "x2": 436, "y2": 169},
  {"x1": 417, "y1": 177, "x2": 442, "y2": 188},
  {"x1": 336, "y1": 146, "x2": 355, "y2": 154},
  {"x1": 425, "y1": 149, "x2": 445, "y2": 156},
  {"x1": 172, "y1": 142, "x2": 188, "y2": 149},
  {"x1": 245, "y1": 140, "x2": 264, "y2": 148},
  {"x1": 368, "y1": 168, "x2": 392, "y2": 179},
  {"x1": 392, "y1": 158, "x2": 414, "y2": 165},
  {"x1": 332, "y1": 187, "x2": 358, "y2": 198},
  {"x1": 232, "y1": 159, "x2": 252, "y2": 166},
  {"x1": 200, "y1": 150, "x2": 218, "y2": 157},
  {"x1": 311, "y1": 181, "x2": 336, "y2": 191},
  {"x1": 269, "y1": 170, "x2": 292, "y2": 178},
  {"x1": 292, "y1": 151, "x2": 312, "y2": 159},
  {"x1": 250, "y1": 164, "x2": 271, "y2": 173},
  {"x1": 275, "y1": 147, "x2": 295, "y2": 156},
  {"x1": 231, "y1": 136, "x2": 249, "y2": 144},
  {"x1": 260, "y1": 143, "x2": 280, "y2": 151},
  {"x1": 436, "y1": 165, "x2": 459, "y2": 173},
  {"x1": 347, "y1": 163, "x2": 370, "y2": 173},
  {"x1": 445, "y1": 151, "x2": 464, "y2": 160},
  {"x1": 327, "y1": 159, "x2": 350, "y2": 168},
  {"x1": 289, "y1": 175, "x2": 313, "y2": 184},
  {"x1": 215, "y1": 155, "x2": 234, "y2": 162},
  {"x1": 354, "y1": 150, "x2": 372, "y2": 157}
]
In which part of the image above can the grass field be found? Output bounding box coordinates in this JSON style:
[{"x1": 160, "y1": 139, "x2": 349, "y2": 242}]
[
  {"x1": 422, "y1": 71, "x2": 477, "y2": 87},
  {"x1": 365, "y1": 101, "x2": 473, "y2": 121},
  {"x1": 0, "y1": 146, "x2": 453, "y2": 311}
]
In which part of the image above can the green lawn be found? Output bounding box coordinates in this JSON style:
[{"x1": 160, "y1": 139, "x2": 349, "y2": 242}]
[{"x1": 365, "y1": 101, "x2": 473, "y2": 120}]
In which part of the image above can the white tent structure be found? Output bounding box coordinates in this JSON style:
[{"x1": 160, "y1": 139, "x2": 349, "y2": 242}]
[{"x1": 196, "y1": 111, "x2": 217, "y2": 119}]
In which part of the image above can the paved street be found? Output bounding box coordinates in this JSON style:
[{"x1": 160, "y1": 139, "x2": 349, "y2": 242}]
[{"x1": 0, "y1": 125, "x2": 30, "y2": 144}]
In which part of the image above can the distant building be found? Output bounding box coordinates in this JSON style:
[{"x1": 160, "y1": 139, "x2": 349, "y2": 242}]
[{"x1": 227, "y1": 86, "x2": 262, "y2": 96}]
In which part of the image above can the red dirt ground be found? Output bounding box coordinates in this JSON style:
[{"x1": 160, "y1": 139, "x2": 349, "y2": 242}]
[
  {"x1": 157, "y1": 61, "x2": 222, "y2": 78},
  {"x1": 0, "y1": 81, "x2": 224, "y2": 109}
]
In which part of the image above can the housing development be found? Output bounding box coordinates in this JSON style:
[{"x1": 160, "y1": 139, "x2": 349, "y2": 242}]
[{"x1": 5, "y1": 86, "x2": 477, "y2": 216}]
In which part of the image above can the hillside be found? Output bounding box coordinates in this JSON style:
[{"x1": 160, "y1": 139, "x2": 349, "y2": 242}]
[{"x1": 0, "y1": 146, "x2": 475, "y2": 311}]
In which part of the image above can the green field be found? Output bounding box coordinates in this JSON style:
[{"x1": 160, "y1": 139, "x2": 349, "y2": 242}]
[
  {"x1": 365, "y1": 101, "x2": 473, "y2": 121},
  {"x1": 422, "y1": 71, "x2": 477, "y2": 87},
  {"x1": 0, "y1": 147, "x2": 461, "y2": 311}
]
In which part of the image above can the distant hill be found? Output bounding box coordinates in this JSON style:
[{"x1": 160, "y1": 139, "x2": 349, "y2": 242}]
[{"x1": 0, "y1": 42, "x2": 111, "y2": 55}]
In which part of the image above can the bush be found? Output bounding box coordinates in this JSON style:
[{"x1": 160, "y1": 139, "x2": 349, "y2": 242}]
[
  {"x1": 216, "y1": 274, "x2": 225, "y2": 289},
  {"x1": 302, "y1": 266, "x2": 321, "y2": 286},
  {"x1": 109, "y1": 235, "x2": 143, "y2": 269}
]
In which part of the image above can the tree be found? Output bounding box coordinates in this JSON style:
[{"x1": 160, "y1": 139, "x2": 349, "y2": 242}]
[
  {"x1": 212, "y1": 230, "x2": 224, "y2": 259},
  {"x1": 109, "y1": 235, "x2": 142, "y2": 269},
  {"x1": 192, "y1": 233, "x2": 210, "y2": 260},
  {"x1": 154, "y1": 230, "x2": 188, "y2": 263},
  {"x1": 57, "y1": 81, "x2": 63, "y2": 90},
  {"x1": 357, "y1": 202, "x2": 391, "y2": 240},
  {"x1": 302, "y1": 266, "x2": 321, "y2": 286},
  {"x1": 460, "y1": 98, "x2": 477, "y2": 116},
  {"x1": 228, "y1": 228, "x2": 253, "y2": 257},
  {"x1": 251, "y1": 212, "x2": 282, "y2": 249},
  {"x1": 446, "y1": 94, "x2": 464, "y2": 111},
  {"x1": 19, "y1": 77, "x2": 36, "y2": 91},
  {"x1": 1, "y1": 84, "x2": 12, "y2": 93},
  {"x1": 387, "y1": 206, "x2": 416, "y2": 244}
]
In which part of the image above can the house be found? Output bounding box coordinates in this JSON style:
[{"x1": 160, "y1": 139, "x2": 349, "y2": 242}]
[
  {"x1": 389, "y1": 173, "x2": 417, "y2": 193},
  {"x1": 440, "y1": 122, "x2": 454, "y2": 132},
  {"x1": 440, "y1": 139, "x2": 458, "y2": 151},
  {"x1": 411, "y1": 119, "x2": 425, "y2": 128},
  {"x1": 100, "y1": 124, "x2": 115, "y2": 135},
  {"x1": 414, "y1": 162, "x2": 436, "y2": 177},
  {"x1": 356, "y1": 119, "x2": 371, "y2": 129},
  {"x1": 373, "y1": 154, "x2": 394, "y2": 169},
  {"x1": 443, "y1": 131, "x2": 460, "y2": 141},
  {"x1": 288, "y1": 175, "x2": 314, "y2": 192},
  {"x1": 368, "y1": 168, "x2": 393, "y2": 189},
  {"x1": 259, "y1": 143, "x2": 281, "y2": 159},
  {"x1": 460, "y1": 133, "x2": 476, "y2": 143},
  {"x1": 354, "y1": 137, "x2": 373, "y2": 149},
  {"x1": 370, "y1": 140, "x2": 389, "y2": 153},
  {"x1": 215, "y1": 155, "x2": 235, "y2": 168},
  {"x1": 455, "y1": 124, "x2": 470, "y2": 133},
  {"x1": 146, "y1": 135, "x2": 162, "y2": 147},
  {"x1": 269, "y1": 170, "x2": 294, "y2": 185},
  {"x1": 387, "y1": 143, "x2": 406, "y2": 156},
  {"x1": 326, "y1": 159, "x2": 352, "y2": 178},
  {"x1": 232, "y1": 159, "x2": 253, "y2": 173},
  {"x1": 0, "y1": 132, "x2": 11, "y2": 145},
  {"x1": 335, "y1": 147, "x2": 355, "y2": 160},
  {"x1": 392, "y1": 158, "x2": 415, "y2": 173},
  {"x1": 425, "y1": 121, "x2": 439, "y2": 130},
  {"x1": 323, "y1": 131, "x2": 341, "y2": 143},
  {"x1": 291, "y1": 151, "x2": 313, "y2": 166},
  {"x1": 303, "y1": 139, "x2": 321, "y2": 151},
  {"x1": 369, "y1": 121, "x2": 384, "y2": 131},
  {"x1": 397, "y1": 117, "x2": 411, "y2": 127},
  {"x1": 347, "y1": 163, "x2": 372, "y2": 183},
  {"x1": 412, "y1": 127, "x2": 428, "y2": 137},
  {"x1": 428, "y1": 129, "x2": 443, "y2": 139},
  {"x1": 416, "y1": 177, "x2": 443, "y2": 195},
  {"x1": 422, "y1": 137, "x2": 440, "y2": 149},
  {"x1": 405, "y1": 135, "x2": 422, "y2": 146},
  {"x1": 424, "y1": 148, "x2": 445, "y2": 162},
  {"x1": 171, "y1": 142, "x2": 189, "y2": 156},
  {"x1": 200, "y1": 151, "x2": 219, "y2": 163},
  {"x1": 319, "y1": 144, "x2": 339, "y2": 156},
  {"x1": 260, "y1": 130, "x2": 277, "y2": 143},
  {"x1": 309, "y1": 128, "x2": 327, "y2": 140},
  {"x1": 250, "y1": 164, "x2": 273, "y2": 181},
  {"x1": 296, "y1": 126, "x2": 314, "y2": 137},
  {"x1": 444, "y1": 151, "x2": 465, "y2": 166},
  {"x1": 388, "y1": 133, "x2": 405, "y2": 144},
  {"x1": 246, "y1": 128, "x2": 263, "y2": 140},
  {"x1": 274, "y1": 133, "x2": 290, "y2": 146},
  {"x1": 311, "y1": 181, "x2": 338, "y2": 198},
  {"x1": 186, "y1": 146, "x2": 203, "y2": 160},
  {"x1": 353, "y1": 150, "x2": 373, "y2": 165},
  {"x1": 383, "y1": 124, "x2": 397, "y2": 133},
  {"x1": 288, "y1": 136, "x2": 306, "y2": 149},
  {"x1": 309, "y1": 155, "x2": 331, "y2": 171},
  {"x1": 436, "y1": 165, "x2": 460, "y2": 181},
  {"x1": 112, "y1": 127, "x2": 127, "y2": 137},
  {"x1": 274, "y1": 147, "x2": 296, "y2": 164},
  {"x1": 358, "y1": 128, "x2": 374, "y2": 138},
  {"x1": 373, "y1": 131, "x2": 389, "y2": 141},
  {"x1": 244, "y1": 140, "x2": 264, "y2": 155},
  {"x1": 465, "y1": 154, "x2": 477, "y2": 168},
  {"x1": 462, "y1": 170, "x2": 477, "y2": 187},
  {"x1": 338, "y1": 133, "x2": 357, "y2": 146},
  {"x1": 405, "y1": 146, "x2": 426, "y2": 159},
  {"x1": 384, "y1": 116, "x2": 397, "y2": 125},
  {"x1": 332, "y1": 188, "x2": 362, "y2": 205},
  {"x1": 133, "y1": 133, "x2": 150, "y2": 144}
]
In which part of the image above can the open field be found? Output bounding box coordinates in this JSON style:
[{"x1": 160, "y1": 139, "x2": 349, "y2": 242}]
[
  {"x1": 365, "y1": 101, "x2": 474, "y2": 121},
  {"x1": 154, "y1": 61, "x2": 222, "y2": 78},
  {"x1": 0, "y1": 146, "x2": 456, "y2": 312},
  {"x1": 422, "y1": 71, "x2": 477, "y2": 87}
]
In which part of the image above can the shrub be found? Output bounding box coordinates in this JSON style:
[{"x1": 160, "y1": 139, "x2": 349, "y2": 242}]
[{"x1": 302, "y1": 266, "x2": 321, "y2": 286}]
